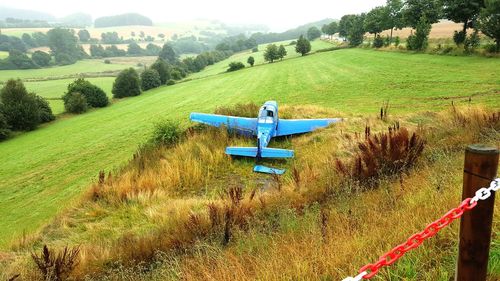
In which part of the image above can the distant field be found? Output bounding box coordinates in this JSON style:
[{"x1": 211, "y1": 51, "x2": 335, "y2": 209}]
[
  {"x1": 0, "y1": 20, "x2": 224, "y2": 40},
  {"x1": 380, "y1": 20, "x2": 462, "y2": 39},
  {"x1": 0, "y1": 51, "x2": 8, "y2": 59},
  {"x1": 0, "y1": 59, "x2": 126, "y2": 81},
  {"x1": 0, "y1": 48, "x2": 498, "y2": 247},
  {"x1": 188, "y1": 39, "x2": 334, "y2": 79}
]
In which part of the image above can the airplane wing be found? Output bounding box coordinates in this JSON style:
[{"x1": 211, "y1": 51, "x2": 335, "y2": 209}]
[
  {"x1": 190, "y1": 113, "x2": 258, "y2": 135},
  {"x1": 275, "y1": 118, "x2": 342, "y2": 137}
]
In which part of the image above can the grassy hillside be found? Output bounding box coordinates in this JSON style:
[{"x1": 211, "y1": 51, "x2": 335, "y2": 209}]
[
  {"x1": 1, "y1": 103, "x2": 498, "y2": 280},
  {"x1": 0, "y1": 48, "x2": 498, "y2": 248},
  {"x1": 188, "y1": 39, "x2": 333, "y2": 79}
]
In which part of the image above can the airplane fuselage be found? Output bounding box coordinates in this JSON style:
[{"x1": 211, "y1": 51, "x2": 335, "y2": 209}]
[{"x1": 256, "y1": 101, "x2": 279, "y2": 156}]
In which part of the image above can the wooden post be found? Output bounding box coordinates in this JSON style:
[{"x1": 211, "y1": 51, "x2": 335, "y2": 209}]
[{"x1": 456, "y1": 144, "x2": 499, "y2": 281}]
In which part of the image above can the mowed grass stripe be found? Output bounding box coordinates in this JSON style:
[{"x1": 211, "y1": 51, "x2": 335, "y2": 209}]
[{"x1": 0, "y1": 48, "x2": 498, "y2": 247}]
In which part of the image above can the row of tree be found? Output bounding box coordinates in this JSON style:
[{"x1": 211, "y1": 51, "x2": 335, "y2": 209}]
[
  {"x1": 0, "y1": 79, "x2": 55, "y2": 140},
  {"x1": 325, "y1": 0, "x2": 499, "y2": 52}
]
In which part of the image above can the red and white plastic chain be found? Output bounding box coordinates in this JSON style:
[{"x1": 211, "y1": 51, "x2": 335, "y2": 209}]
[{"x1": 342, "y1": 178, "x2": 500, "y2": 281}]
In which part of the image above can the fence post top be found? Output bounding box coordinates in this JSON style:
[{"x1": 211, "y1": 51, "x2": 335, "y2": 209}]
[{"x1": 466, "y1": 144, "x2": 499, "y2": 155}]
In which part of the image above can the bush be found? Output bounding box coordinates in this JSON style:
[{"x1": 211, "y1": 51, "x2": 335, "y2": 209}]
[
  {"x1": 34, "y1": 95, "x2": 55, "y2": 123},
  {"x1": 453, "y1": 30, "x2": 466, "y2": 46},
  {"x1": 64, "y1": 92, "x2": 88, "y2": 114},
  {"x1": 373, "y1": 35, "x2": 384, "y2": 48},
  {"x1": 483, "y1": 43, "x2": 498, "y2": 54},
  {"x1": 64, "y1": 78, "x2": 109, "y2": 108},
  {"x1": 151, "y1": 120, "x2": 182, "y2": 146},
  {"x1": 252, "y1": 47, "x2": 259, "y2": 52},
  {"x1": 0, "y1": 79, "x2": 40, "y2": 131},
  {"x1": 112, "y1": 68, "x2": 141, "y2": 98},
  {"x1": 247, "y1": 56, "x2": 255, "y2": 66},
  {"x1": 150, "y1": 58, "x2": 171, "y2": 84},
  {"x1": 104, "y1": 59, "x2": 111, "y2": 64},
  {"x1": 227, "y1": 61, "x2": 245, "y2": 72},
  {"x1": 0, "y1": 104, "x2": 10, "y2": 140},
  {"x1": 289, "y1": 41, "x2": 297, "y2": 45},
  {"x1": 464, "y1": 30, "x2": 480, "y2": 54},
  {"x1": 406, "y1": 18, "x2": 431, "y2": 51},
  {"x1": 166, "y1": 79, "x2": 176, "y2": 86},
  {"x1": 140, "y1": 68, "x2": 161, "y2": 91},
  {"x1": 394, "y1": 36, "x2": 400, "y2": 47},
  {"x1": 31, "y1": 50, "x2": 51, "y2": 67}
]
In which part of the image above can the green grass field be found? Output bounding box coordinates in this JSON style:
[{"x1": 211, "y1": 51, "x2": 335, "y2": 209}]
[
  {"x1": 0, "y1": 59, "x2": 128, "y2": 82},
  {"x1": 0, "y1": 51, "x2": 8, "y2": 59},
  {"x1": 0, "y1": 48, "x2": 498, "y2": 247},
  {"x1": 188, "y1": 39, "x2": 334, "y2": 79}
]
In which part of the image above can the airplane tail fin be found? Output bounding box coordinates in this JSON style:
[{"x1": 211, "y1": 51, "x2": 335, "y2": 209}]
[{"x1": 225, "y1": 147, "x2": 294, "y2": 158}]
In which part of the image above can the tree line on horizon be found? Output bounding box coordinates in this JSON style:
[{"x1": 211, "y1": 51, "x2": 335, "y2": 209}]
[{"x1": 320, "y1": 0, "x2": 499, "y2": 53}]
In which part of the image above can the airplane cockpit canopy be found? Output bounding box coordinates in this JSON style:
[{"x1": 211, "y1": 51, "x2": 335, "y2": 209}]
[{"x1": 258, "y1": 105, "x2": 276, "y2": 123}]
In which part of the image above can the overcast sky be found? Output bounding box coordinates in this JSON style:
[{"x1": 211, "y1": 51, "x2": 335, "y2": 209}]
[{"x1": 1, "y1": 0, "x2": 386, "y2": 31}]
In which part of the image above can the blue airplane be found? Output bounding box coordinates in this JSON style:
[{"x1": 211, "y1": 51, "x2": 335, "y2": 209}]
[{"x1": 190, "y1": 101, "x2": 341, "y2": 174}]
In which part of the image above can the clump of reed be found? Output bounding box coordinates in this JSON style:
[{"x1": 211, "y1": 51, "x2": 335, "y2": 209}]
[{"x1": 334, "y1": 126, "x2": 425, "y2": 188}]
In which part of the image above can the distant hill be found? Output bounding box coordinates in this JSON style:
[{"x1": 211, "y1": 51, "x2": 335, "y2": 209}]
[
  {"x1": 94, "y1": 13, "x2": 153, "y2": 28},
  {"x1": 250, "y1": 18, "x2": 335, "y2": 44},
  {"x1": 0, "y1": 6, "x2": 55, "y2": 21},
  {"x1": 59, "y1": 13, "x2": 92, "y2": 28}
]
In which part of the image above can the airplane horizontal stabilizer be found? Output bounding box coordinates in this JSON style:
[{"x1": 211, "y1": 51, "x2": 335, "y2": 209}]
[
  {"x1": 260, "y1": 148, "x2": 294, "y2": 158},
  {"x1": 254, "y1": 165, "x2": 285, "y2": 175},
  {"x1": 225, "y1": 147, "x2": 258, "y2": 157}
]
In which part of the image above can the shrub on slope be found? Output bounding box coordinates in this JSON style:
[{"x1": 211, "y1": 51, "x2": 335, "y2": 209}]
[
  {"x1": 63, "y1": 78, "x2": 109, "y2": 109},
  {"x1": 140, "y1": 69, "x2": 161, "y2": 91},
  {"x1": 112, "y1": 68, "x2": 141, "y2": 98}
]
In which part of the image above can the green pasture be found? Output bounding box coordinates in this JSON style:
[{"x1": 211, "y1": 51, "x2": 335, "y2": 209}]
[
  {"x1": 0, "y1": 51, "x2": 8, "y2": 59},
  {"x1": 188, "y1": 39, "x2": 334, "y2": 79},
  {"x1": 0, "y1": 48, "x2": 498, "y2": 247}
]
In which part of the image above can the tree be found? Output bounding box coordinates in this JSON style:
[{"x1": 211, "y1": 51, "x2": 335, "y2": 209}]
[
  {"x1": 127, "y1": 42, "x2": 143, "y2": 55},
  {"x1": 403, "y1": 0, "x2": 443, "y2": 28},
  {"x1": 339, "y1": 15, "x2": 357, "y2": 39},
  {"x1": 8, "y1": 50, "x2": 38, "y2": 69},
  {"x1": 31, "y1": 50, "x2": 51, "y2": 67},
  {"x1": 77, "y1": 29, "x2": 91, "y2": 42},
  {"x1": 264, "y1": 44, "x2": 279, "y2": 62},
  {"x1": 295, "y1": 35, "x2": 311, "y2": 56},
  {"x1": 386, "y1": 0, "x2": 404, "y2": 41},
  {"x1": 100, "y1": 32, "x2": 122, "y2": 44},
  {"x1": 63, "y1": 78, "x2": 109, "y2": 108},
  {"x1": 158, "y1": 33, "x2": 165, "y2": 39},
  {"x1": 477, "y1": 0, "x2": 500, "y2": 52},
  {"x1": 444, "y1": 0, "x2": 484, "y2": 45},
  {"x1": 21, "y1": 33, "x2": 36, "y2": 48},
  {"x1": 0, "y1": 79, "x2": 40, "y2": 131},
  {"x1": 140, "y1": 69, "x2": 161, "y2": 91},
  {"x1": 247, "y1": 56, "x2": 255, "y2": 66},
  {"x1": 34, "y1": 95, "x2": 55, "y2": 123},
  {"x1": 322, "y1": 22, "x2": 338, "y2": 39},
  {"x1": 47, "y1": 28, "x2": 82, "y2": 65},
  {"x1": 364, "y1": 6, "x2": 390, "y2": 38},
  {"x1": 347, "y1": 14, "x2": 366, "y2": 46},
  {"x1": 150, "y1": 58, "x2": 171, "y2": 84},
  {"x1": 277, "y1": 45, "x2": 287, "y2": 60},
  {"x1": 112, "y1": 68, "x2": 141, "y2": 98},
  {"x1": 159, "y1": 43, "x2": 178, "y2": 64},
  {"x1": 307, "y1": 26, "x2": 322, "y2": 40}
]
